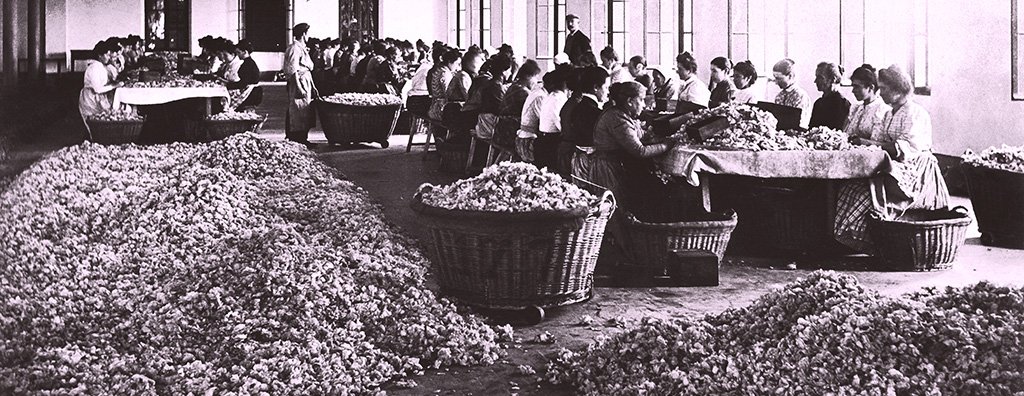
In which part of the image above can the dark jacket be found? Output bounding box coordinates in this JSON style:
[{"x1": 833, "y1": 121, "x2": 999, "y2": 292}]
[
  {"x1": 226, "y1": 57, "x2": 260, "y2": 90},
  {"x1": 809, "y1": 90, "x2": 852, "y2": 130},
  {"x1": 563, "y1": 30, "x2": 592, "y2": 66},
  {"x1": 561, "y1": 95, "x2": 602, "y2": 146}
]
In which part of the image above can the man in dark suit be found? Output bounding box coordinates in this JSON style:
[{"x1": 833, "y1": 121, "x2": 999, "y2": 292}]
[
  {"x1": 563, "y1": 14, "x2": 592, "y2": 66},
  {"x1": 557, "y1": 66, "x2": 610, "y2": 178}
]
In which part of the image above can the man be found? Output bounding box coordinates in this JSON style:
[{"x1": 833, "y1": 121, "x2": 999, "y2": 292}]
[
  {"x1": 284, "y1": 23, "x2": 318, "y2": 145},
  {"x1": 562, "y1": 14, "x2": 592, "y2": 66}
]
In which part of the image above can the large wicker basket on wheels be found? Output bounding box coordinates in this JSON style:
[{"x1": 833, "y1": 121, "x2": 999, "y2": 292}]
[
  {"x1": 201, "y1": 115, "x2": 267, "y2": 142},
  {"x1": 867, "y1": 206, "x2": 971, "y2": 271},
  {"x1": 86, "y1": 118, "x2": 146, "y2": 145},
  {"x1": 623, "y1": 210, "x2": 738, "y2": 276},
  {"x1": 411, "y1": 185, "x2": 616, "y2": 323},
  {"x1": 315, "y1": 100, "x2": 401, "y2": 148},
  {"x1": 961, "y1": 162, "x2": 1024, "y2": 249}
]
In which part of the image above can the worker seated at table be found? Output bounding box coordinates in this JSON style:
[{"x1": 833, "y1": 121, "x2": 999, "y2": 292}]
[
  {"x1": 559, "y1": 66, "x2": 610, "y2": 180},
  {"x1": 79, "y1": 39, "x2": 122, "y2": 119},
  {"x1": 809, "y1": 62, "x2": 851, "y2": 130},
  {"x1": 213, "y1": 40, "x2": 260, "y2": 112},
  {"x1": 772, "y1": 58, "x2": 812, "y2": 129},
  {"x1": 441, "y1": 47, "x2": 484, "y2": 144},
  {"x1": 589, "y1": 81, "x2": 679, "y2": 218},
  {"x1": 428, "y1": 47, "x2": 461, "y2": 143},
  {"x1": 466, "y1": 55, "x2": 512, "y2": 141},
  {"x1": 834, "y1": 65, "x2": 950, "y2": 253},
  {"x1": 648, "y1": 66, "x2": 680, "y2": 112}
]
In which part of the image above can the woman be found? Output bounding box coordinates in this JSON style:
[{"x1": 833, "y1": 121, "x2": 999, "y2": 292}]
[
  {"x1": 497, "y1": 60, "x2": 541, "y2": 151},
  {"x1": 216, "y1": 41, "x2": 244, "y2": 84},
  {"x1": 516, "y1": 71, "x2": 550, "y2": 163},
  {"x1": 467, "y1": 55, "x2": 512, "y2": 140},
  {"x1": 105, "y1": 37, "x2": 124, "y2": 82},
  {"x1": 560, "y1": 66, "x2": 611, "y2": 179},
  {"x1": 361, "y1": 41, "x2": 388, "y2": 92},
  {"x1": 333, "y1": 39, "x2": 358, "y2": 92},
  {"x1": 731, "y1": 60, "x2": 762, "y2": 104},
  {"x1": 590, "y1": 81, "x2": 677, "y2": 215},
  {"x1": 709, "y1": 56, "x2": 735, "y2": 108},
  {"x1": 534, "y1": 69, "x2": 571, "y2": 170},
  {"x1": 675, "y1": 52, "x2": 711, "y2": 108},
  {"x1": 833, "y1": 65, "x2": 950, "y2": 252},
  {"x1": 79, "y1": 39, "x2": 120, "y2": 118},
  {"x1": 843, "y1": 64, "x2": 889, "y2": 139},
  {"x1": 376, "y1": 46, "x2": 408, "y2": 95},
  {"x1": 428, "y1": 47, "x2": 460, "y2": 121},
  {"x1": 600, "y1": 46, "x2": 631, "y2": 84},
  {"x1": 772, "y1": 58, "x2": 812, "y2": 128},
  {"x1": 809, "y1": 62, "x2": 851, "y2": 130},
  {"x1": 284, "y1": 23, "x2": 318, "y2": 144},
  {"x1": 442, "y1": 48, "x2": 484, "y2": 141},
  {"x1": 649, "y1": 66, "x2": 680, "y2": 112}
]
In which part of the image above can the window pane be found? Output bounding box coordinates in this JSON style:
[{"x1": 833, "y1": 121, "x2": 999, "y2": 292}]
[
  {"x1": 842, "y1": 33, "x2": 864, "y2": 69},
  {"x1": 731, "y1": 34, "x2": 749, "y2": 61},
  {"x1": 662, "y1": 33, "x2": 677, "y2": 63},
  {"x1": 914, "y1": 0, "x2": 927, "y2": 34},
  {"x1": 683, "y1": 0, "x2": 694, "y2": 32},
  {"x1": 842, "y1": 0, "x2": 864, "y2": 33},
  {"x1": 731, "y1": 0, "x2": 748, "y2": 34},
  {"x1": 661, "y1": 1, "x2": 675, "y2": 31},
  {"x1": 613, "y1": 2, "x2": 626, "y2": 31},
  {"x1": 763, "y1": 0, "x2": 784, "y2": 35}
]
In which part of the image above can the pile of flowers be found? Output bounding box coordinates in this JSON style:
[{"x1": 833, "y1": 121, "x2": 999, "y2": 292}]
[
  {"x1": 86, "y1": 109, "x2": 144, "y2": 122},
  {"x1": 126, "y1": 72, "x2": 221, "y2": 88},
  {"x1": 788, "y1": 126, "x2": 857, "y2": 150},
  {"x1": 320, "y1": 93, "x2": 403, "y2": 107},
  {"x1": 963, "y1": 145, "x2": 1024, "y2": 173},
  {"x1": 419, "y1": 162, "x2": 596, "y2": 212},
  {"x1": 0, "y1": 133, "x2": 506, "y2": 394},
  {"x1": 677, "y1": 104, "x2": 779, "y2": 135},
  {"x1": 546, "y1": 271, "x2": 1024, "y2": 395},
  {"x1": 206, "y1": 111, "x2": 265, "y2": 122}
]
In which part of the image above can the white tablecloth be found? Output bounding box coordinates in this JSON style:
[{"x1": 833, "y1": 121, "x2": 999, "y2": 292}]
[{"x1": 113, "y1": 86, "x2": 230, "y2": 107}]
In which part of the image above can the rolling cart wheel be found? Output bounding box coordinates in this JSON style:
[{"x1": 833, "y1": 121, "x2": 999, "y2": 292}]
[
  {"x1": 524, "y1": 306, "x2": 545, "y2": 325},
  {"x1": 379, "y1": 140, "x2": 390, "y2": 149}
]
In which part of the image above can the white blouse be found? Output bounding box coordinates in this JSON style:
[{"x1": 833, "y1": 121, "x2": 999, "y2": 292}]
[
  {"x1": 518, "y1": 87, "x2": 547, "y2": 138},
  {"x1": 79, "y1": 61, "x2": 116, "y2": 117},
  {"x1": 844, "y1": 96, "x2": 890, "y2": 140},
  {"x1": 876, "y1": 100, "x2": 933, "y2": 160},
  {"x1": 677, "y1": 75, "x2": 711, "y2": 107},
  {"x1": 538, "y1": 90, "x2": 569, "y2": 134}
]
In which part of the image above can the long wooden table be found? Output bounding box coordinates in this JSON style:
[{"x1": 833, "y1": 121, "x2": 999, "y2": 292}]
[{"x1": 113, "y1": 85, "x2": 230, "y2": 117}]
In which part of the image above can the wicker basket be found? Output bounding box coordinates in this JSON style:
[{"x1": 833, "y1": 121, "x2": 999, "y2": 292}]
[
  {"x1": 961, "y1": 163, "x2": 1024, "y2": 249},
  {"x1": 867, "y1": 206, "x2": 971, "y2": 271},
  {"x1": 202, "y1": 115, "x2": 267, "y2": 142},
  {"x1": 623, "y1": 210, "x2": 737, "y2": 275},
  {"x1": 411, "y1": 186, "x2": 616, "y2": 310},
  {"x1": 315, "y1": 100, "x2": 401, "y2": 148},
  {"x1": 86, "y1": 118, "x2": 146, "y2": 145}
]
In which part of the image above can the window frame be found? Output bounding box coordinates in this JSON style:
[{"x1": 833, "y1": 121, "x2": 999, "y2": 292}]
[
  {"x1": 728, "y1": 0, "x2": 786, "y2": 82},
  {"x1": 607, "y1": 0, "x2": 628, "y2": 61},
  {"x1": 838, "y1": 0, "x2": 866, "y2": 86},
  {"x1": 146, "y1": 0, "x2": 191, "y2": 52},
  {"x1": 910, "y1": 0, "x2": 930, "y2": 95},
  {"x1": 480, "y1": 0, "x2": 491, "y2": 47},
  {"x1": 1015, "y1": 0, "x2": 1024, "y2": 100},
  {"x1": 554, "y1": 0, "x2": 567, "y2": 56},
  {"x1": 678, "y1": 0, "x2": 694, "y2": 53}
]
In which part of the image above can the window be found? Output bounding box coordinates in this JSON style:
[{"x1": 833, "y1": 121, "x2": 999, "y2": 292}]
[
  {"x1": 450, "y1": 0, "x2": 469, "y2": 47},
  {"x1": 481, "y1": 0, "x2": 491, "y2": 47},
  {"x1": 535, "y1": 0, "x2": 564, "y2": 60},
  {"x1": 646, "y1": 0, "x2": 677, "y2": 66},
  {"x1": 1014, "y1": 0, "x2": 1024, "y2": 99},
  {"x1": 678, "y1": 0, "x2": 694, "y2": 53},
  {"x1": 839, "y1": 0, "x2": 865, "y2": 78},
  {"x1": 608, "y1": 0, "x2": 628, "y2": 61},
  {"x1": 146, "y1": 0, "x2": 190, "y2": 51},
  {"x1": 728, "y1": 0, "x2": 786, "y2": 78},
  {"x1": 239, "y1": 0, "x2": 290, "y2": 52},
  {"x1": 910, "y1": 0, "x2": 929, "y2": 94}
]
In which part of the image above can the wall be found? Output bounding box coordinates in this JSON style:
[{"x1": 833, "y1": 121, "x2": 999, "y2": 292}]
[
  {"x1": 190, "y1": 0, "x2": 231, "y2": 55},
  {"x1": 66, "y1": 0, "x2": 144, "y2": 51},
  {"x1": 379, "y1": 0, "x2": 447, "y2": 42},
  {"x1": 294, "y1": 0, "x2": 340, "y2": 39}
]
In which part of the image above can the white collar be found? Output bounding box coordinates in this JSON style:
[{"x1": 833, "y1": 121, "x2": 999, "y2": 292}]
[{"x1": 581, "y1": 93, "x2": 599, "y2": 103}]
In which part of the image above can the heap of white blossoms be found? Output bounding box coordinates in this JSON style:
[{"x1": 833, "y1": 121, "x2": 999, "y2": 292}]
[
  {"x1": 963, "y1": 144, "x2": 1024, "y2": 173},
  {"x1": 319, "y1": 93, "x2": 404, "y2": 107},
  {"x1": 0, "y1": 133, "x2": 507, "y2": 394},
  {"x1": 420, "y1": 162, "x2": 596, "y2": 212},
  {"x1": 547, "y1": 271, "x2": 1024, "y2": 395}
]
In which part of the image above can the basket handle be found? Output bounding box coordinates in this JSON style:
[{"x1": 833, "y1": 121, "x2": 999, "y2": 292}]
[
  {"x1": 414, "y1": 183, "x2": 434, "y2": 201},
  {"x1": 594, "y1": 190, "x2": 616, "y2": 216}
]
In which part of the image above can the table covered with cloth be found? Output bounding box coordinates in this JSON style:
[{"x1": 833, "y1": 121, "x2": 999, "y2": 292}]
[
  {"x1": 659, "y1": 146, "x2": 907, "y2": 211},
  {"x1": 113, "y1": 86, "x2": 230, "y2": 115}
]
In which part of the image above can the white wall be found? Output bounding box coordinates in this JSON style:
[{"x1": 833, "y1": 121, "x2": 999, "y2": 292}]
[
  {"x1": 379, "y1": 0, "x2": 448, "y2": 42},
  {"x1": 190, "y1": 0, "x2": 231, "y2": 55},
  {"x1": 67, "y1": 0, "x2": 144, "y2": 51},
  {"x1": 294, "y1": 0, "x2": 340, "y2": 39}
]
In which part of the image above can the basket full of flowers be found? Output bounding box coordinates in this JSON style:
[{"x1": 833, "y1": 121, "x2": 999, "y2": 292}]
[
  {"x1": 961, "y1": 145, "x2": 1024, "y2": 249},
  {"x1": 411, "y1": 163, "x2": 615, "y2": 318},
  {"x1": 85, "y1": 110, "x2": 146, "y2": 145},
  {"x1": 202, "y1": 111, "x2": 267, "y2": 142},
  {"x1": 316, "y1": 93, "x2": 403, "y2": 148}
]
